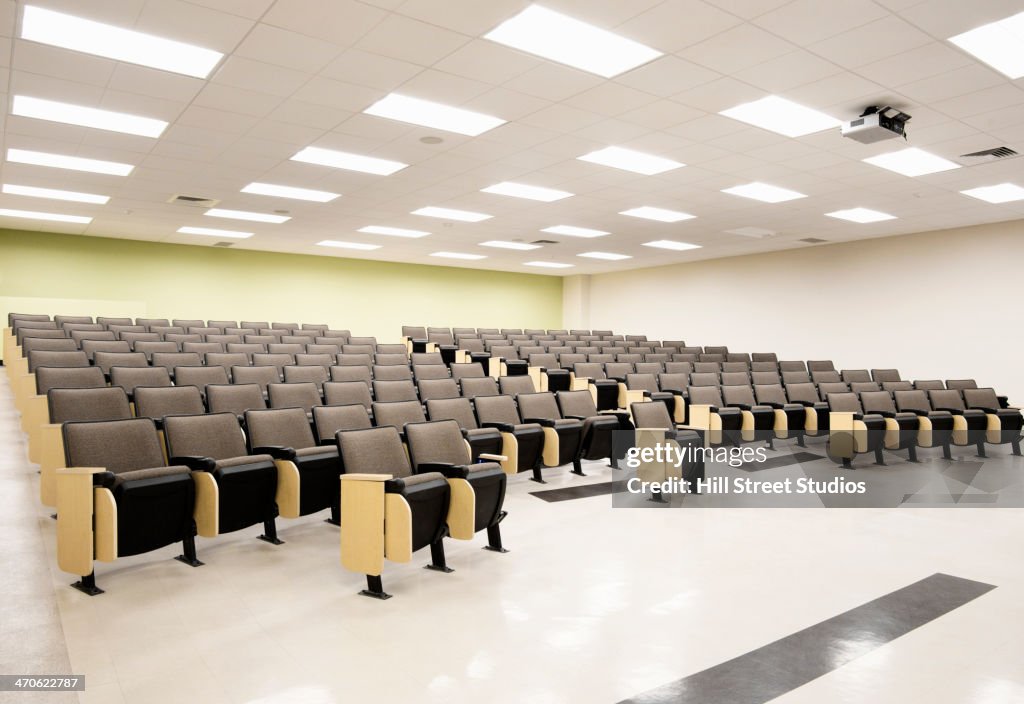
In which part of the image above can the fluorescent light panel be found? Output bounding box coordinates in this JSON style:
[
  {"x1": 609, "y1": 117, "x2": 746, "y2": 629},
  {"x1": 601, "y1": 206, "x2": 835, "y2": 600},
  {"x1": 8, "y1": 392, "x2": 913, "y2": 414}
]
[
  {"x1": 481, "y1": 182, "x2": 573, "y2": 202},
  {"x1": 358, "y1": 225, "x2": 430, "y2": 238},
  {"x1": 0, "y1": 207, "x2": 90, "y2": 223},
  {"x1": 177, "y1": 226, "x2": 252, "y2": 239},
  {"x1": 620, "y1": 206, "x2": 695, "y2": 222},
  {"x1": 577, "y1": 146, "x2": 684, "y2": 175},
  {"x1": 825, "y1": 208, "x2": 896, "y2": 223},
  {"x1": 862, "y1": 147, "x2": 961, "y2": 177},
  {"x1": 479, "y1": 240, "x2": 540, "y2": 250},
  {"x1": 241, "y1": 182, "x2": 339, "y2": 202},
  {"x1": 541, "y1": 225, "x2": 609, "y2": 238},
  {"x1": 524, "y1": 261, "x2": 573, "y2": 268},
  {"x1": 948, "y1": 11, "x2": 1024, "y2": 79},
  {"x1": 6, "y1": 148, "x2": 133, "y2": 176},
  {"x1": 643, "y1": 240, "x2": 701, "y2": 251},
  {"x1": 430, "y1": 251, "x2": 487, "y2": 260},
  {"x1": 719, "y1": 96, "x2": 840, "y2": 137},
  {"x1": 205, "y1": 208, "x2": 290, "y2": 224},
  {"x1": 484, "y1": 5, "x2": 661, "y2": 78},
  {"x1": 20, "y1": 5, "x2": 223, "y2": 79},
  {"x1": 317, "y1": 240, "x2": 381, "y2": 250},
  {"x1": 12, "y1": 95, "x2": 167, "y2": 138},
  {"x1": 291, "y1": 147, "x2": 407, "y2": 176},
  {"x1": 2, "y1": 183, "x2": 108, "y2": 204},
  {"x1": 722, "y1": 182, "x2": 806, "y2": 203},
  {"x1": 960, "y1": 183, "x2": 1024, "y2": 203},
  {"x1": 412, "y1": 206, "x2": 492, "y2": 222},
  {"x1": 578, "y1": 252, "x2": 631, "y2": 260},
  {"x1": 364, "y1": 93, "x2": 505, "y2": 136}
]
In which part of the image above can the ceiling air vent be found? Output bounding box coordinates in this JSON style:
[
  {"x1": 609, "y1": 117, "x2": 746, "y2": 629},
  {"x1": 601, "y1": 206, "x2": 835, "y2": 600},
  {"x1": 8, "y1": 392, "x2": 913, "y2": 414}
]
[
  {"x1": 726, "y1": 226, "x2": 775, "y2": 238},
  {"x1": 956, "y1": 146, "x2": 1018, "y2": 165},
  {"x1": 799, "y1": 237, "x2": 827, "y2": 244},
  {"x1": 168, "y1": 194, "x2": 221, "y2": 207},
  {"x1": 530, "y1": 239, "x2": 558, "y2": 245},
  {"x1": 212, "y1": 241, "x2": 235, "y2": 247}
]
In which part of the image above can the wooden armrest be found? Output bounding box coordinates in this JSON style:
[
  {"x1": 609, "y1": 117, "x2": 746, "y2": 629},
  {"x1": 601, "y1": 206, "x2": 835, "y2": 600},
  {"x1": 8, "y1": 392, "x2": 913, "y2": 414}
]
[
  {"x1": 342, "y1": 473, "x2": 391, "y2": 481},
  {"x1": 57, "y1": 467, "x2": 106, "y2": 475},
  {"x1": 478, "y1": 453, "x2": 508, "y2": 462}
]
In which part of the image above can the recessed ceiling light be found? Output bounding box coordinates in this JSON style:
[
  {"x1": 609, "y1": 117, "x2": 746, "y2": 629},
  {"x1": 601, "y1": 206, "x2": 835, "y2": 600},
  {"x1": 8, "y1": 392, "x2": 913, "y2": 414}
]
[
  {"x1": 721, "y1": 182, "x2": 806, "y2": 203},
  {"x1": 642, "y1": 240, "x2": 702, "y2": 251},
  {"x1": 825, "y1": 208, "x2": 897, "y2": 223},
  {"x1": 725, "y1": 226, "x2": 776, "y2": 238},
  {"x1": 481, "y1": 182, "x2": 573, "y2": 202},
  {"x1": 577, "y1": 146, "x2": 684, "y2": 175},
  {"x1": 177, "y1": 226, "x2": 253, "y2": 239},
  {"x1": 241, "y1": 182, "x2": 339, "y2": 202},
  {"x1": 12, "y1": 95, "x2": 168, "y2": 138},
  {"x1": 6, "y1": 148, "x2": 133, "y2": 175},
  {"x1": 578, "y1": 252, "x2": 632, "y2": 261},
  {"x1": 480, "y1": 240, "x2": 541, "y2": 250},
  {"x1": 317, "y1": 240, "x2": 381, "y2": 250},
  {"x1": 620, "y1": 206, "x2": 696, "y2": 223},
  {"x1": 20, "y1": 5, "x2": 223, "y2": 79},
  {"x1": 862, "y1": 147, "x2": 960, "y2": 177},
  {"x1": 364, "y1": 93, "x2": 505, "y2": 136},
  {"x1": 524, "y1": 261, "x2": 574, "y2": 269},
  {"x1": 412, "y1": 206, "x2": 492, "y2": 222},
  {"x1": 290, "y1": 147, "x2": 407, "y2": 176},
  {"x1": 541, "y1": 225, "x2": 610, "y2": 238},
  {"x1": 0, "y1": 207, "x2": 91, "y2": 224},
  {"x1": 2, "y1": 183, "x2": 109, "y2": 204},
  {"x1": 430, "y1": 251, "x2": 488, "y2": 260},
  {"x1": 358, "y1": 225, "x2": 430, "y2": 238},
  {"x1": 948, "y1": 11, "x2": 1024, "y2": 79},
  {"x1": 960, "y1": 183, "x2": 1024, "y2": 203},
  {"x1": 205, "y1": 208, "x2": 290, "y2": 224},
  {"x1": 719, "y1": 96, "x2": 840, "y2": 137},
  {"x1": 484, "y1": 5, "x2": 661, "y2": 78}
]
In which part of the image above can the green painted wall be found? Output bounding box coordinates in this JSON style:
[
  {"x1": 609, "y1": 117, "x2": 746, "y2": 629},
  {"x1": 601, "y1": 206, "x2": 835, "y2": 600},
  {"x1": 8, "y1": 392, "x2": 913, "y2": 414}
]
[{"x1": 0, "y1": 229, "x2": 563, "y2": 345}]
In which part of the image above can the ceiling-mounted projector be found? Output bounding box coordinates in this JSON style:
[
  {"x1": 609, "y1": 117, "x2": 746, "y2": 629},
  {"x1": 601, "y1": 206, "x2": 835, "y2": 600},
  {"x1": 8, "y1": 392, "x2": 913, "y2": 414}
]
[{"x1": 841, "y1": 106, "x2": 910, "y2": 144}]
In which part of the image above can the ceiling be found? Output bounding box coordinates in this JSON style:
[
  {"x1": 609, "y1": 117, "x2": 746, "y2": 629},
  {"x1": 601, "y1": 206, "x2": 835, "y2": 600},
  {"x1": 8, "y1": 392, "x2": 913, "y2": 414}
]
[{"x1": 0, "y1": 0, "x2": 1023, "y2": 276}]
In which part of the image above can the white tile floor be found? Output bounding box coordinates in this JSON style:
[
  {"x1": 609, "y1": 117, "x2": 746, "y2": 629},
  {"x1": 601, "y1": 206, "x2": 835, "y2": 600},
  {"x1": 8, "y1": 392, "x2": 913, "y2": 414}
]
[{"x1": 3, "y1": 371, "x2": 1024, "y2": 704}]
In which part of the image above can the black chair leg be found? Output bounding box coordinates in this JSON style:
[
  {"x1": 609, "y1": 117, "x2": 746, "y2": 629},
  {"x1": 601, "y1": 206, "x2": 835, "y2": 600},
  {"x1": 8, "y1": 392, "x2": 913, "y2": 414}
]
[
  {"x1": 766, "y1": 437, "x2": 774, "y2": 450},
  {"x1": 797, "y1": 433, "x2": 806, "y2": 448},
  {"x1": 571, "y1": 457, "x2": 585, "y2": 476},
  {"x1": 942, "y1": 443, "x2": 952, "y2": 460},
  {"x1": 425, "y1": 539, "x2": 454, "y2": 573},
  {"x1": 530, "y1": 463, "x2": 545, "y2": 483},
  {"x1": 1013, "y1": 439, "x2": 1021, "y2": 456},
  {"x1": 842, "y1": 457, "x2": 853, "y2": 469},
  {"x1": 70, "y1": 571, "x2": 104, "y2": 596},
  {"x1": 907, "y1": 445, "x2": 918, "y2": 462},
  {"x1": 325, "y1": 501, "x2": 340, "y2": 526},
  {"x1": 976, "y1": 441, "x2": 986, "y2": 458},
  {"x1": 359, "y1": 574, "x2": 392, "y2": 600},
  {"x1": 258, "y1": 517, "x2": 284, "y2": 545},
  {"x1": 484, "y1": 522, "x2": 509, "y2": 553},
  {"x1": 176, "y1": 532, "x2": 204, "y2": 567},
  {"x1": 874, "y1": 447, "x2": 885, "y2": 465}
]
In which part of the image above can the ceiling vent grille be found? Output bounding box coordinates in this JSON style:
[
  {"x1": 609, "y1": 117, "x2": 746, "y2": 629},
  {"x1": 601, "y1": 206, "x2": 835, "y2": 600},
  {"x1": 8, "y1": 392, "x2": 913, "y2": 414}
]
[
  {"x1": 956, "y1": 146, "x2": 1018, "y2": 165},
  {"x1": 799, "y1": 237, "x2": 827, "y2": 244},
  {"x1": 168, "y1": 194, "x2": 220, "y2": 207},
  {"x1": 530, "y1": 239, "x2": 558, "y2": 245},
  {"x1": 212, "y1": 241, "x2": 235, "y2": 247}
]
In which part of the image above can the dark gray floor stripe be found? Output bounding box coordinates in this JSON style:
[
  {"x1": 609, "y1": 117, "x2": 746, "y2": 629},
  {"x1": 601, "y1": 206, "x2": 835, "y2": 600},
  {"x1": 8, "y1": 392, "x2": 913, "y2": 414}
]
[
  {"x1": 619, "y1": 573, "x2": 995, "y2": 704},
  {"x1": 530, "y1": 481, "x2": 614, "y2": 502},
  {"x1": 740, "y1": 451, "x2": 824, "y2": 472}
]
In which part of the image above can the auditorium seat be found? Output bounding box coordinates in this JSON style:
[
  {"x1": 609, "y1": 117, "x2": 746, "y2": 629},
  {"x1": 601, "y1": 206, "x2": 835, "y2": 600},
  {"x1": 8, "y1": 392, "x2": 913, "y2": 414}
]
[
  {"x1": 859, "y1": 390, "x2": 920, "y2": 462},
  {"x1": 134, "y1": 385, "x2": 206, "y2": 427},
  {"x1": 231, "y1": 366, "x2": 280, "y2": 396},
  {"x1": 323, "y1": 382, "x2": 373, "y2": 413},
  {"x1": 893, "y1": 390, "x2": 954, "y2": 458},
  {"x1": 372, "y1": 400, "x2": 427, "y2": 438},
  {"x1": 928, "y1": 389, "x2": 988, "y2": 456},
  {"x1": 460, "y1": 376, "x2": 500, "y2": 400},
  {"x1": 284, "y1": 365, "x2": 329, "y2": 392},
  {"x1": 721, "y1": 384, "x2": 776, "y2": 448},
  {"x1": 175, "y1": 366, "x2": 230, "y2": 397},
  {"x1": 312, "y1": 404, "x2": 373, "y2": 445},
  {"x1": 752, "y1": 383, "x2": 807, "y2": 447},
  {"x1": 246, "y1": 407, "x2": 342, "y2": 523},
  {"x1": 629, "y1": 401, "x2": 705, "y2": 497},
  {"x1": 425, "y1": 397, "x2": 503, "y2": 461},
  {"x1": 872, "y1": 369, "x2": 902, "y2": 383},
  {"x1": 268, "y1": 382, "x2": 323, "y2": 417},
  {"x1": 373, "y1": 364, "x2": 413, "y2": 381},
  {"x1": 962, "y1": 388, "x2": 1022, "y2": 454},
  {"x1": 330, "y1": 366, "x2": 372, "y2": 385},
  {"x1": 516, "y1": 392, "x2": 586, "y2": 474},
  {"x1": 472, "y1": 395, "x2": 546, "y2": 481},
  {"x1": 57, "y1": 417, "x2": 199, "y2": 594},
  {"x1": 417, "y1": 378, "x2": 461, "y2": 403},
  {"x1": 109, "y1": 366, "x2": 172, "y2": 401},
  {"x1": 825, "y1": 392, "x2": 887, "y2": 468},
  {"x1": 206, "y1": 384, "x2": 267, "y2": 421}
]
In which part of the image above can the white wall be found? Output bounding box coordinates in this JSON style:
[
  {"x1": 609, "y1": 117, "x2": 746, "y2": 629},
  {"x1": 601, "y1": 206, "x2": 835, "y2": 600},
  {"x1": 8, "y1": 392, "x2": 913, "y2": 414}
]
[{"x1": 582, "y1": 219, "x2": 1024, "y2": 400}]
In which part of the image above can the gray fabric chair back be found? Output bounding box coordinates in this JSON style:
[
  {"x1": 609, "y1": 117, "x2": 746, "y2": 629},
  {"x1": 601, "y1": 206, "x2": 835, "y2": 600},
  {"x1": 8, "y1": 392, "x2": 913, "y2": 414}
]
[{"x1": 64, "y1": 418, "x2": 164, "y2": 473}]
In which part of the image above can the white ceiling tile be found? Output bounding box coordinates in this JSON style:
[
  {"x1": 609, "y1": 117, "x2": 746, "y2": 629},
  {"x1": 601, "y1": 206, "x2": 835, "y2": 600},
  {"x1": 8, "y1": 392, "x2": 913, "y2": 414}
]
[
  {"x1": 961, "y1": 103, "x2": 1024, "y2": 133},
  {"x1": 673, "y1": 76, "x2": 764, "y2": 113},
  {"x1": 616, "y1": 0, "x2": 742, "y2": 52},
  {"x1": 394, "y1": 69, "x2": 493, "y2": 105},
  {"x1": 542, "y1": 0, "x2": 665, "y2": 26},
  {"x1": 702, "y1": 0, "x2": 791, "y2": 19},
  {"x1": 464, "y1": 87, "x2": 551, "y2": 122},
  {"x1": 563, "y1": 82, "x2": 660, "y2": 117},
  {"x1": 896, "y1": 64, "x2": 1007, "y2": 105},
  {"x1": 733, "y1": 50, "x2": 843, "y2": 92},
  {"x1": 617, "y1": 100, "x2": 704, "y2": 131},
  {"x1": 266, "y1": 99, "x2": 350, "y2": 130},
  {"x1": 212, "y1": 56, "x2": 310, "y2": 97},
  {"x1": 808, "y1": 16, "x2": 933, "y2": 69},
  {"x1": 855, "y1": 41, "x2": 974, "y2": 87},
  {"x1": 896, "y1": 0, "x2": 1024, "y2": 39},
  {"x1": 12, "y1": 40, "x2": 116, "y2": 87},
  {"x1": 395, "y1": 0, "x2": 527, "y2": 35},
  {"x1": 680, "y1": 23, "x2": 796, "y2": 74},
  {"x1": 182, "y1": 0, "x2": 275, "y2": 19},
  {"x1": 192, "y1": 84, "x2": 282, "y2": 117},
  {"x1": 245, "y1": 119, "x2": 324, "y2": 147},
  {"x1": 0, "y1": 0, "x2": 15, "y2": 37},
  {"x1": 262, "y1": 0, "x2": 387, "y2": 45},
  {"x1": 519, "y1": 104, "x2": 604, "y2": 134},
  {"x1": 235, "y1": 23, "x2": 341, "y2": 72},
  {"x1": 755, "y1": 0, "x2": 890, "y2": 45},
  {"x1": 614, "y1": 56, "x2": 721, "y2": 98},
  {"x1": 573, "y1": 118, "x2": 652, "y2": 144},
  {"x1": 432, "y1": 39, "x2": 540, "y2": 84},
  {"x1": 932, "y1": 84, "x2": 1024, "y2": 119},
  {"x1": 502, "y1": 63, "x2": 604, "y2": 102},
  {"x1": 355, "y1": 14, "x2": 470, "y2": 67},
  {"x1": 106, "y1": 63, "x2": 205, "y2": 103},
  {"x1": 176, "y1": 105, "x2": 259, "y2": 134},
  {"x1": 291, "y1": 76, "x2": 385, "y2": 112}
]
